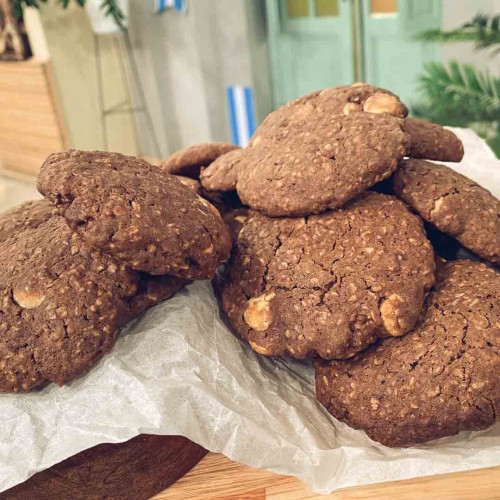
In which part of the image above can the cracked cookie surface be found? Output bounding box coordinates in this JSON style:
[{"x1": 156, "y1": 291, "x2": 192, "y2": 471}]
[
  {"x1": 393, "y1": 159, "x2": 500, "y2": 264},
  {"x1": 235, "y1": 84, "x2": 410, "y2": 216},
  {"x1": 0, "y1": 216, "x2": 187, "y2": 392},
  {"x1": 216, "y1": 192, "x2": 435, "y2": 359},
  {"x1": 37, "y1": 150, "x2": 231, "y2": 278},
  {"x1": 315, "y1": 260, "x2": 500, "y2": 447},
  {"x1": 0, "y1": 199, "x2": 57, "y2": 241},
  {"x1": 160, "y1": 142, "x2": 240, "y2": 179}
]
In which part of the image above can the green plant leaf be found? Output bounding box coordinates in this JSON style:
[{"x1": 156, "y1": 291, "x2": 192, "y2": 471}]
[
  {"x1": 413, "y1": 60, "x2": 500, "y2": 157},
  {"x1": 100, "y1": 0, "x2": 126, "y2": 30},
  {"x1": 416, "y1": 12, "x2": 500, "y2": 50},
  {"x1": 11, "y1": 0, "x2": 80, "y2": 17}
]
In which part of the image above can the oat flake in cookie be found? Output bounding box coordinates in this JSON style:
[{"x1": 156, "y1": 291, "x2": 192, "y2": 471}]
[
  {"x1": 235, "y1": 84, "x2": 410, "y2": 216},
  {"x1": 0, "y1": 216, "x2": 184, "y2": 392},
  {"x1": 217, "y1": 192, "x2": 435, "y2": 359},
  {"x1": 37, "y1": 150, "x2": 231, "y2": 278},
  {"x1": 0, "y1": 199, "x2": 57, "y2": 241},
  {"x1": 393, "y1": 159, "x2": 500, "y2": 265},
  {"x1": 315, "y1": 260, "x2": 500, "y2": 447},
  {"x1": 160, "y1": 142, "x2": 240, "y2": 179}
]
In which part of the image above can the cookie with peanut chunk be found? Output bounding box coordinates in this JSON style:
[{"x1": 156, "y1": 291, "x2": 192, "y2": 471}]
[
  {"x1": 315, "y1": 260, "x2": 500, "y2": 447},
  {"x1": 0, "y1": 199, "x2": 57, "y2": 241},
  {"x1": 393, "y1": 159, "x2": 499, "y2": 264},
  {"x1": 37, "y1": 150, "x2": 231, "y2": 279},
  {"x1": 234, "y1": 84, "x2": 410, "y2": 216},
  {"x1": 160, "y1": 142, "x2": 240, "y2": 179},
  {"x1": 216, "y1": 192, "x2": 435, "y2": 359},
  {"x1": 0, "y1": 216, "x2": 187, "y2": 392}
]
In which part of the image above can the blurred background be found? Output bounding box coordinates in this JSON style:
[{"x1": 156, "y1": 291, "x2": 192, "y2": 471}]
[{"x1": 0, "y1": 0, "x2": 498, "y2": 180}]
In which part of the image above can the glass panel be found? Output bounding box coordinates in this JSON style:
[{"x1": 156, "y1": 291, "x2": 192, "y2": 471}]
[
  {"x1": 371, "y1": 0, "x2": 397, "y2": 14},
  {"x1": 315, "y1": 0, "x2": 339, "y2": 17},
  {"x1": 287, "y1": 0, "x2": 309, "y2": 18}
]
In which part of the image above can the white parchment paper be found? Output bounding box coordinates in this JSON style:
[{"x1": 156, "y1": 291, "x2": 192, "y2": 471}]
[{"x1": 1, "y1": 129, "x2": 499, "y2": 494}]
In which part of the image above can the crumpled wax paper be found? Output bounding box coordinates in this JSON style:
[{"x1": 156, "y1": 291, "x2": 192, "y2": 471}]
[{"x1": 1, "y1": 129, "x2": 499, "y2": 494}]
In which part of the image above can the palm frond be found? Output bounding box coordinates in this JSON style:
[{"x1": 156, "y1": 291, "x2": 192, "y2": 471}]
[
  {"x1": 100, "y1": 0, "x2": 125, "y2": 30},
  {"x1": 416, "y1": 13, "x2": 500, "y2": 50},
  {"x1": 414, "y1": 60, "x2": 500, "y2": 136},
  {"x1": 418, "y1": 61, "x2": 500, "y2": 113}
]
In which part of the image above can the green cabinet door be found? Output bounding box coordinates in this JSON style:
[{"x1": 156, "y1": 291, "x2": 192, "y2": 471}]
[
  {"x1": 266, "y1": 0, "x2": 355, "y2": 107},
  {"x1": 361, "y1": 0, "x2": 442, "y2": 106},
  {"x1": 266, "y1": 0, "x2": 442, "y2": 109}
]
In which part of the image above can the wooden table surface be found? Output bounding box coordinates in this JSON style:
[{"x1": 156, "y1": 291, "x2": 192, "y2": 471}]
[{"x1": 153, "y1": 453, "x2": 500, "y2": 499}]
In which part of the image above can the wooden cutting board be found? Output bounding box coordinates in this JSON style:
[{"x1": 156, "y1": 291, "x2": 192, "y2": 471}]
[
  {"x1": 0, "y1": 435, "x2": 207, "y2": 500},
  {"x1": 155, "y1": 453, "x2": 500, "y2": 499}
]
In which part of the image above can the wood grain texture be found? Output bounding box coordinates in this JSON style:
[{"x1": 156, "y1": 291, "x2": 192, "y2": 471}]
[
  {"x1": 154, "y1": 452, "x2": 500, "y2": 500},
  {"x1": 0, "y1": 59, "x2": 67, "y2": 176},
  {"x1": 0, "y1": 435, "x2": 207, "y2": 500}
]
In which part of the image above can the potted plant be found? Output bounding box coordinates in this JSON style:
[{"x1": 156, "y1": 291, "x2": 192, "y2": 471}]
[
  {"x1": 0, "y1": 0, "x2": 126, "y2": 60},
  {"x1": 414, "y1": 14, "x2": 500, "y2": 156},
  {"x1": 1, "y1": 0, "x2": 126, "y2": 60},
  {"x1": 0, "y1": 0, "x2": 29, "y2": 60}
]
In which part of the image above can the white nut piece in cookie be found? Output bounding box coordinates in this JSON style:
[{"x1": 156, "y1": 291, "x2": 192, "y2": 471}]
[
  {"x1": 430, "y1": 197, "x2": 445, "y2": 216},
  {"x1": 249, "y1": 340, "x2": 272, "y2": 355},
  {"x1": 343, "y1": 102, "x2": 362, "y2": 115},
  {"x1": 379, "y1": 293, "x2": 406, "y2": 336},
  {"x1": 244, "y1": 292, "x2": 275, "y2": 331},
  {"x1": 363, "y1": 93, "x2": 406, "y2": 117},
  {"x1": 13, "y1": 288, "x2": 45, "y2": 309}
]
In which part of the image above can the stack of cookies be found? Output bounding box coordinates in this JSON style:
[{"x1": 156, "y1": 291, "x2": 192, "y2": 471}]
[
  {"x1": 172, "y1": 83, "x2": 499, "y2": 447},
  {"x1": 2, "y1": 82, "x2": 498, "y2": 451},
  {"x1": 0, "y1": 150, "x2": 231, "y2": 392}
]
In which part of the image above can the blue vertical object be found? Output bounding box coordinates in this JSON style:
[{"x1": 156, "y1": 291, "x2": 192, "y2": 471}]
[
  {"x1": 155, "y1": 0, "x2": 186, "y2": 13},
  {"x1": 227, "y1": 85, "x2": 256, "y2": 147}
]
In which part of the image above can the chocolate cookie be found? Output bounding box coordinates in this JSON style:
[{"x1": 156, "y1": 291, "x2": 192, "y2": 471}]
[
  {"x1": 404, "y1": 117, "x2": 464, "y2": 162},
  {"x1": 200, "y1": 148, "x2": 246, "y2": 193},
  {"x1": 0, "y1": 199, "x2": 57, "y2": 241},
  {"x1": 0, "y1": 216, "x2": 185, "y2": 392},
  {"x1": 234, "y1": 84, "x2": 410, "y2": 216},
  {"x1": 176, "y1": 176, "x2": 202, "y2": 195},
  {"x1": 315, "y1": 260, "x2": 500, "y2": 447},
  {"x1": 217, "y1": 192, "x2": 435, "y2": 359},
  {"x1": 393, "y1": 159, "x2": 500, "y2": 264},
  {"x1": 250, "y1": 84, "x2": 408, "y2": 145},
  {"x1": 37, "y1": 150, "x2": 231, "y2": 278},
  {"x1": 160, "y1": 143, "x2": 240, "y2": 179}
]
